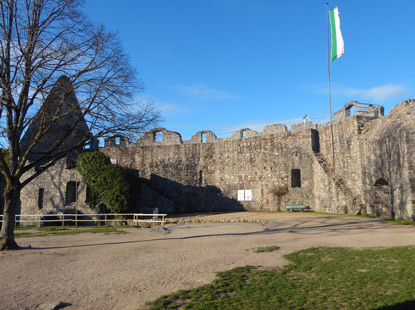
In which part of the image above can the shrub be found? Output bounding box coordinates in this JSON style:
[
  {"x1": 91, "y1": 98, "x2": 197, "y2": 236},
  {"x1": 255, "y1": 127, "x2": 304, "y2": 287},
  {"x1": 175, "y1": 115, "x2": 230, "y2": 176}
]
[
  {"x1": 269, "y1": 184, "x2": 288, "y2": 211},
  {"x1": 76, "y1": 152, "x2": 130, "y2": 213},
  {"x1": 269, "y1": 184, "x2": 288, "y2": 197}
]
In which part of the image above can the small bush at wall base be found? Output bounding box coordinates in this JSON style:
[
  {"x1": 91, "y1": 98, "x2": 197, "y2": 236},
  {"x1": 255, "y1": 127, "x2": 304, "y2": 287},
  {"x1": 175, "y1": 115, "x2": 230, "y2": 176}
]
[{"x1": 269, "y1": 184, "x2": 288, "y2": 197}]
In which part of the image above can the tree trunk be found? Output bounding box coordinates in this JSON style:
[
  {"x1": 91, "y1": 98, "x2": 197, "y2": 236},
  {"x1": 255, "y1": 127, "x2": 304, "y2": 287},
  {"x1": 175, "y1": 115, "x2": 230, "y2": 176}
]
[{"x1": 0, "y1": 187, "x2": 21, "y2": 250}]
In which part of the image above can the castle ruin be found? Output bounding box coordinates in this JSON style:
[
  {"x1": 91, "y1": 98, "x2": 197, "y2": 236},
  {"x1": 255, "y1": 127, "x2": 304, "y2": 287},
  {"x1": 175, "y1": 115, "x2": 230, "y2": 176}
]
[{"x1": 16, "y1": 90, "x2": 415, "y2": 220}]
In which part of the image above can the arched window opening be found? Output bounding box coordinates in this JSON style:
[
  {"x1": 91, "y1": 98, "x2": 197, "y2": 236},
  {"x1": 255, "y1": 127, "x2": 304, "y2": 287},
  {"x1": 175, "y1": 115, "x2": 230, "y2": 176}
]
[
  {"x1": 201, "y1": 133, "x2": 206, "y2": 143},
  {"x1": 372, "y1": 178, "x2": 392, "y2": 218},
  {"x1": 346, "y1": 105, "x2": 356, "y2": 117},
  {"x1": 374, "y1": 178, "x2": 389, "y2": 186},
  {"x1": 242, "y1": 130, "x2": 247, "y2": 138}
]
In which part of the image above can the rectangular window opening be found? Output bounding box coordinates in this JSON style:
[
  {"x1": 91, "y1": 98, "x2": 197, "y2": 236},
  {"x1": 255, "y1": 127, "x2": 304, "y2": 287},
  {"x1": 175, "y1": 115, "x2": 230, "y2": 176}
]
[
  {"x1": 38, "y1": 188, "x2": 44, "y2": 209},
  {"x1": 154, "y1": 131, "x2": 163, "y2": 142},
  {"x1": 65, "y1": 181, "x2": 79, "y2": 205},
  {"x1": 291, "y1": 169, "x2": 301, "y2": 188},
  {"x1": 85, "y1": 186, "x2": 91, "y2": 204}
]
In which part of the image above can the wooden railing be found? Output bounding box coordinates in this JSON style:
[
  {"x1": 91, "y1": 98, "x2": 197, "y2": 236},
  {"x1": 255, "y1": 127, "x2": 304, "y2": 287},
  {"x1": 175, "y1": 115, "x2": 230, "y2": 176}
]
[
  {"x1": 133, "y1": 213, "x2": 167, "y2": 228},
  {"x1": 0, "y1": 213, "x2": 167, "y2": 227}
]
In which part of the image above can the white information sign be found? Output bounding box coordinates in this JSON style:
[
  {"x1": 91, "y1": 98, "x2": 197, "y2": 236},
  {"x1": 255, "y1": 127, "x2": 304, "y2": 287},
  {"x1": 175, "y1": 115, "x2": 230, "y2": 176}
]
[
  {"x1": 237, "y1": 190, "x2": 253, "y2": 201},
  {"x1": 237, "y1": 190, "x2": 245, "y2": 201},
  {"x1": 245, "y1": 190, "x2": 252, "y2": 201}
]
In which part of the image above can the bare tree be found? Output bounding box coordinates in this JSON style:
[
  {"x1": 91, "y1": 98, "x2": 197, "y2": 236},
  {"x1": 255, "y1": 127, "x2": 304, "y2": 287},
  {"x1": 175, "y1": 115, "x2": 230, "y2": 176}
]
[{"x1": 0, "y1": 0, "x2": 160, "y2": 249}]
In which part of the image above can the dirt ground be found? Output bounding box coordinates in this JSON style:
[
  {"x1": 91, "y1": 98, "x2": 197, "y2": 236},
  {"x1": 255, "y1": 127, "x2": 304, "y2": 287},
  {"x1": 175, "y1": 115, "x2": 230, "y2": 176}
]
[{"x1": 1, "y1": 212, "x2": 415, "y2": 310}]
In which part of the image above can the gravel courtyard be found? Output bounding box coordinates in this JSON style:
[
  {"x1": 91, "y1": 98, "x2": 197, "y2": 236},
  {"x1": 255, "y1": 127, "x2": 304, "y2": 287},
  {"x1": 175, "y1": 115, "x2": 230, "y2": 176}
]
[{"x1": 1, "y1": 212, "x2": 415, "y2": 310}]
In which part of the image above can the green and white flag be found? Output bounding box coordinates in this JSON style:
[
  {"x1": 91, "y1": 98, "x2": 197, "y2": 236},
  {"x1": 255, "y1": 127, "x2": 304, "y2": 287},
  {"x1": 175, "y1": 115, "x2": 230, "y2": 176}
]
[{"x1": 329, "y1": 7, "x2": 344, "y2": 61}]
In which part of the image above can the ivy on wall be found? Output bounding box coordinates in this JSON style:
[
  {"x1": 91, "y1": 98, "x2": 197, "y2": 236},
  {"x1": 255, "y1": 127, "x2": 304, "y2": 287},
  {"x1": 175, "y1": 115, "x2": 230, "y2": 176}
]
[{"x1": 76, "y1": 152, "x2": 130, "y2": 213}]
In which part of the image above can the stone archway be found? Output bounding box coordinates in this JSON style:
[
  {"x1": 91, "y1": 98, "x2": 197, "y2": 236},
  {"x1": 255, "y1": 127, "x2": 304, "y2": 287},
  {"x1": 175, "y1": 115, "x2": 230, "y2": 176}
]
[{"x1": 372, "y1": 178, "x2": 393, "y2": 218}]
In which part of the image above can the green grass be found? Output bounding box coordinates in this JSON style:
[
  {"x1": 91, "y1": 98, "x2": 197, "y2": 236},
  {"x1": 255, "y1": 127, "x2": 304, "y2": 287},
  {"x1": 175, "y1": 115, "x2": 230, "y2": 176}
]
[
  {"x1": 15, "y1": 226, "x2": 126, "y2": 238},
  {"x1": 38, "y1": 226, "x2": 69, "y2": 231},
  {"x1": 386, "y1": 219, "x2": 414, "y2": 226},
  {"x1": 15, "y1": 226, "x2": 38, "y2": 230},
  {"x1": 355, "y1": 213, "x2": 376, "y2": 218},
  {"x1": 255, "y1": 246, "x2": 280, "y2": 253},
  {"x1": 143, "y1": 247, "x2": 415, "y2": 310},
  {"x1": 14, "y1": 232, "x2": 34, "y2": 237}
]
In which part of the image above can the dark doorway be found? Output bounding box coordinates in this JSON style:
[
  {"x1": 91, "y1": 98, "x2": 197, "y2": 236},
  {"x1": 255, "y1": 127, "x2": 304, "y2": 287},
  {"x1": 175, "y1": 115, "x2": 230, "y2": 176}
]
[
  {"x1": 66, "y1": 181, "x2": 79, "y2": 205},
  {"x1": 291, "y1": 169, "x2": 301, "y2": 188},
  {"x1": 311, "y1": 129, "x2": 320, "y2": 153},
  {"x1": 85, "y1": 185, "x2": 91, "y2": 204},
  {"x1": 372, "y1": 178, "x2": 393, "y2": 218}
]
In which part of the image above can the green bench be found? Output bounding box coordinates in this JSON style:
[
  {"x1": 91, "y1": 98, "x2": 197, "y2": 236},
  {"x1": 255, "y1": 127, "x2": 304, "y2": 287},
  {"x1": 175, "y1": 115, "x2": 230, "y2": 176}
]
[{"x1": 286, "y1": 204, "x2": 311, "y2": 212}]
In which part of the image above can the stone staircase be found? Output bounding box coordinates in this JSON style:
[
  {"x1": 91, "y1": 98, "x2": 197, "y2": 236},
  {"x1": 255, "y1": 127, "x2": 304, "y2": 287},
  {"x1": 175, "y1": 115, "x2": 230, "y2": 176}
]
[{"x1": 314, "y1": 152, "x2": 362, "y2": 212}]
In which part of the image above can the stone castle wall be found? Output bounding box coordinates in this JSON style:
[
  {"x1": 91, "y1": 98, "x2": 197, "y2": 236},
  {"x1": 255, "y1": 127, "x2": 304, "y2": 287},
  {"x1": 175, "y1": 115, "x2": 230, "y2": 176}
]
[
  {"x1": 18, "y1": 100, "x2": 415, "y2": 221},
  {"x1": 20, "y1": 160, "x2": 89, "y2": 215},
  {"x1": 359, "y1": 100, "x2": 415, "y2": 219},
  {"x1": 103, "y1": 130, "x2": 316, "y2": 213},
  {"x1": 314, "y1": 117, "x2": 366, "y2": 213}
]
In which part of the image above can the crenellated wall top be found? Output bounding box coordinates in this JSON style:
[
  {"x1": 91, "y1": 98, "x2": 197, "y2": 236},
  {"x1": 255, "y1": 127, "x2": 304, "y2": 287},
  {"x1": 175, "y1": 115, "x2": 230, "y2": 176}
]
[{"x1": 103, "y1": 102, "x2": 386, "y2": 147}]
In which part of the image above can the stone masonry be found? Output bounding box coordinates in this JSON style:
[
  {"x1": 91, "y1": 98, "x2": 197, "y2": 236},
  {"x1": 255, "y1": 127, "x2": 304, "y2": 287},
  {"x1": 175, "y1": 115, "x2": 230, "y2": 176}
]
[{"x1": 18, "y1": 99, "x2": 415, "y2": 220}]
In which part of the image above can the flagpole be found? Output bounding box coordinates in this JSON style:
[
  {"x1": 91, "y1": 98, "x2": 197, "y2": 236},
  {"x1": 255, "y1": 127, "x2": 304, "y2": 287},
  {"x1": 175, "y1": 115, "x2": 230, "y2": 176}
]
[{"x1": 326, "y1": 3, "x2": 335, "y2": 170}]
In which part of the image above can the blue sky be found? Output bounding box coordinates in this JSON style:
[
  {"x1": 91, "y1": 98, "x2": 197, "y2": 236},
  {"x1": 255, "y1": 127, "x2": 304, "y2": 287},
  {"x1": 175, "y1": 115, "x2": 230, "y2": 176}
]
[{"x1": 84, "y1": 0, "x2": 415, "y2": 140}]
